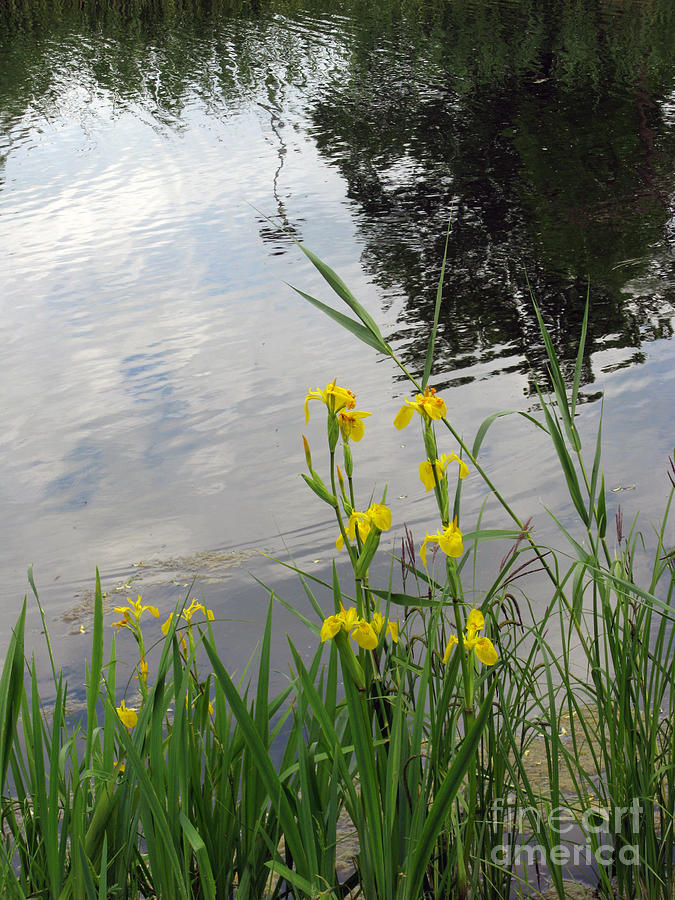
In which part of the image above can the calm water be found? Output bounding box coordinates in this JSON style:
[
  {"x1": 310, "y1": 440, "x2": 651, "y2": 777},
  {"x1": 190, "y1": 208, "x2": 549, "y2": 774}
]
[{"x1": 1, "y1": 0, "x2": 674, "y2": 687}]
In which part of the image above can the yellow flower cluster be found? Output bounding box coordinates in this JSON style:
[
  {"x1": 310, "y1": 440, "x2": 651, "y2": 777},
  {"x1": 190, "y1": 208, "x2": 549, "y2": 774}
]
[
  {"x1": 443, "y1": 609, "x2": 497, "y2": 667},
  {"x1": 336, "y1": 503, "x2": 392, "y2": 549},
  {"x1": 321, "y1": 604, "x2": 398, "y2": 650}
]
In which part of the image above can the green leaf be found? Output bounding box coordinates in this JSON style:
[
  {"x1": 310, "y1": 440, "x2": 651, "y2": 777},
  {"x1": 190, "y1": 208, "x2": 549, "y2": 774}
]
[
  {"x1": 596, "y1": 474, "x2": 607, "y2": 539},
  {"x1": 369, "y1": 588, "x2": 440, "y2": 608},
  {"x1": 589, "y1": 565, "x2": 675, "y2": 621},
  {"x1": 542, "y1": 504, "x2": 591, "y2": 563},
  {"x1": 85, "y1": 569, "x2": 104, "y2": 765},
  {"x1": 422, "y1": 218, "x2": 451, "y2": 389},
  {"x1": 110, "y1": 702, "x2": 189, "y2": 900},
  {"x1": 295, "y1": 242, "x2": 385, "y2": 342},
  {"x1": 340, "y1": 665, "x2": 385, "y2": 892},
  {"x1": 589, "y1": 404, "x2": 604, "y2": 517},
  {"x1": 471, "y1": 410, "x2": 549, "y2": 459},
  {"x1": 571, "y1": 289, "x2": 590, "y2": 420},
  {"x1": 300, "y1": 472, "x2": 338, "y2": 507},
  {"x1": 462, "y1": 528, "x2": 527, "y2": 543},
  {"x1": 265, "y1": 860, "x2": 314, "y2": 898},
  {"x1": 289, "y1": 284, "x2": 389, "y2": 353},
  {"x1": 531, "y1": 298, "x2": 581, "y2": 451},
  {"x1": 179, "y1": 813, "x2": 216, "y2": 900},
  {"x1": 27, "y1": 565, "x2": 57, "y2": 682},
  {"x1": 254, "y1": 596, "x2": 273, "y2": 747},
  {"x1": 98, "y1": 836, "x2": 108, "y2": 900},
  {"x1": 536, "y1": 385, "x2": 589, "y2": 526}
]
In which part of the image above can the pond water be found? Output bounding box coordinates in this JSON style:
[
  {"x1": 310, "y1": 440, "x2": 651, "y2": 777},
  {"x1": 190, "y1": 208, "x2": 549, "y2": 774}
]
[{"x1": 1, "y1": 0, "x2": 674, "y2": 691}]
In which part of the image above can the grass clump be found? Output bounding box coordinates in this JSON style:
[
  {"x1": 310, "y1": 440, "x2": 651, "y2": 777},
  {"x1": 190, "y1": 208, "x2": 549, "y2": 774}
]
[{"x1": 0, "y1": 235, "x2": 673, "y2": 898}]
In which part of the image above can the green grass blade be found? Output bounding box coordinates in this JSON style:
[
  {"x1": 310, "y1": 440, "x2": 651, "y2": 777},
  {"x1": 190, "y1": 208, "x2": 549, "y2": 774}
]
[
  {"x1": 0, "y1": 601, "x2": 26, "y2": 793},
  {"x1": 202, "y1": 638, "x2": 308, "y2": 876},
  {"x1": 265, "y1": 861, "x2": 314, "y2": 898},
  {"x1": 369, "y1": 588, "x2": 441, "y2": 609},
  {"x1": 102, "y1": 637, "x2": 116, "y2": 772},
  {"x1": 27, "y1": 565, "x2": 57, "y2": 684},
  {"x1": 536, "y1": 385, "x2": 589, "y2": 525},
  {"x1": 112, "y1": 715, "x2": 188, "y2": 900},
  {"x1": 341, "y1": 672, "x2": 385, "y2": 893},
  {"x1": 254, "y1": 595, "x2": 273, "y2": 747},
  {"x1": 571, "y1": 289, "x2": 590, "y2": 419},
  {"x1": 471, "y1": 410, "x2": 549, "y2": 459},
  {"x1": 97, "y1": 835, "x2": 107, "y2": 900},
  {"x1": 589, "y1": 404, "x2": 604, "y2": 516},
  {"x1": 531, "y1": 298, "x2": 581, "y2": 451},
  {"x1": 542, "y1": 505, "x2": 591, "y2": 562},
  {"x1": 405, "y1": 678, "x2": 496, "y2": 900},
  {"x1": 85, "y1": 569, "x2": 104, "y2": 765},
  {"x1": 596, "y1": 474, "x2": 607, "y2": 538}
]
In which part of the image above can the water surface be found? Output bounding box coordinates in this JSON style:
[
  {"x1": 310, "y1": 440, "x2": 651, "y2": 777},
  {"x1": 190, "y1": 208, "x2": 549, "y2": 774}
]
[{"x1": 1, "y1": 0, "x2": 673, "y2": 686}]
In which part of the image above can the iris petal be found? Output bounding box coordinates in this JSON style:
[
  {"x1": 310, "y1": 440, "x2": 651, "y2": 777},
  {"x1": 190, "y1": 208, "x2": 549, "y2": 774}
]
[
  {"x1": 419, "y1": 460, "x2": 436, "y2": 491},
  {"x1": 352, "y1": 621, "x2": 378, "y2": 650},
  {"x1": 442, "y1": 635, "x2": 458, "y2": 664},
  {"x1": 368, "y1": 504, "x2": 392, "y2": 531},
  {"x1": 393, "y1": 404, "x2": 415, "y2": 430},
  {"x1": 466, "y1": 609, "x2": 484, "y2": 636},
  {"x1": 474, "y1": 637, "x2": 498, "y2": 666},
  {"x1": 321, "y1": 615, "x2": 343, "y2": 642}
]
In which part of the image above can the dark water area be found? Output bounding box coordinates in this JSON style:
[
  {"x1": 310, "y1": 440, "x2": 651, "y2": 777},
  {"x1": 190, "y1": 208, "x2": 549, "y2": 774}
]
[{"x1": 0, "y1": 0, "x2": 673, "y2": 696}]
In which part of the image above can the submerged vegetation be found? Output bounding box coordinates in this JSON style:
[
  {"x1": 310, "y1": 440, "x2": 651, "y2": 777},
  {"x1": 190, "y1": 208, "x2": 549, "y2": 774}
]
[{"x1": 0, "y1": 238, "x2": 673, "y2": 899}]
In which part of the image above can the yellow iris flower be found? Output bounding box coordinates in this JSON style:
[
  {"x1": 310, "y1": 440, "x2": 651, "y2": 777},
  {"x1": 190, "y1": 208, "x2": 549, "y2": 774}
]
[
  {"x1": 371, "y1": 611, "x2": 399, "y2": 643},
  {"x1": 338, "y1": 409, "x2": 371, "y2": 442},
  {"x1": 320, "y1": 614, "x2": 343, "y2": 641},
  {"x1": 337, "y1": 511, "x2": 371, "y2": 548},
  {"x1": 336, "y1": 503, "x2": 392, "y2": 549},
  {"x1": 340, "y1": 605, "x2": 360, "y2": 630},
  {"x1": 161, "y1": 599, "x2": 215, "y2": 635},
  {"x1": 112, "y1": 595, "x2": 159, "y2": 631},
  {"x1": 304, "y1": 380, "x2": 356, "y2": 423},
  {"x1": 367, "y1": 503, "x2": 392, "y2": 531},
  {"x1": 442, "y1": 608, "x2": 498, "y2": 666},
  {"x1": 466, "y1": 608, "x2": 484, "y2": 637},
  {"x1": 116, "y1": 699, "x2": 138, "y2": 730},
  {"x1": 418, "y1": 453, "x2": 469, "y2": 491},
  {"x1": 420, "y1": 519, "x2": 464, "y2": 565},
  {"x1": 393, "y1": 386, "x2": 447, "y2": 430}
]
